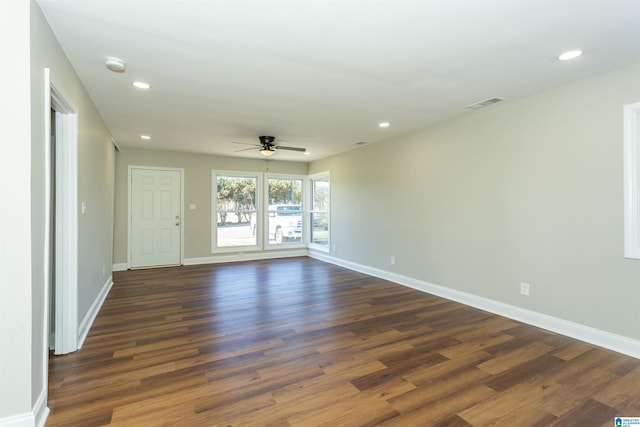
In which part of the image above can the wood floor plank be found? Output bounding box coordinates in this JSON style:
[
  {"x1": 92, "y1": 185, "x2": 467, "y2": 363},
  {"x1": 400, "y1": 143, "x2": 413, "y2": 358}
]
[
  {"x1": 548, "y1": 398, "x2": 618, "y2": 426},
  {"x1": 381, "y1": 384, "x2": 497, "y2": 426},
  {"x1": 458, "y1": 374, "x2": 561, "y2": 426},
  {"x1": 193, "y1": 391, "x2": 279, "y2": 427},
  {"x1": 541, "y1": 367, "x2": 618, "y2": 417},
  {"x1": 388, "y1": 366, "x2": 491, "y2": 413},
  {"x1": 593, "y1": 367, "x2": 640, "y2": 410},
  {"x1": 483, "y1": 352, "x2": 565, "y2": 392},
  {"x1": 286, "y1": 388, "x2": 400, "y2": 427},
  {"x1": 46, "y1": 257, "x2": 640, "y2": 426},
  {"x1": 476, "y1": 341, "x2": 556, "y2": 376},
  {"x1": 232, "y1": 379, "x2": 360, "y2": 426}
]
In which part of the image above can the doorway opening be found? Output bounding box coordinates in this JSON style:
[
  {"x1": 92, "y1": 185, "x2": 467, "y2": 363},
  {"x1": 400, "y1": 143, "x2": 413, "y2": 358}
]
[{"x1": 45, "y1": 69, "x2": 79, "y2": 356}]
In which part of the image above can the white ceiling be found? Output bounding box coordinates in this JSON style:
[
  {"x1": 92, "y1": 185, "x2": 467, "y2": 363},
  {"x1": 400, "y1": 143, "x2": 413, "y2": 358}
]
[{"x1": 37, "y1": 0, "x2": 640, "y2": 162}]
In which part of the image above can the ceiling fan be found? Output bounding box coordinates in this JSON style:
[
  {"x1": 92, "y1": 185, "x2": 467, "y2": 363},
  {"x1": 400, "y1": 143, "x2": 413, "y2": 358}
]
[{"x1": 233, "y1": 136, "x2": 306, "y2": 157}]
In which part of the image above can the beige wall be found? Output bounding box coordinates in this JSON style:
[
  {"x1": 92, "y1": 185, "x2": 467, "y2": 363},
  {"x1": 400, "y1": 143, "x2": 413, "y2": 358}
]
[
  {"x1": 1, "y1": 4, "x2": 637, "y2": 421},
  {"x1": 310, "y1": 63, "x2": 640, "y2": 340},
  {"x1": 113, "y1": 148, "x2": 307, "y2": 264},
  {"x1": 0, "y1": 0, "x2": 115, "y2": 422},
  {"x1": 32, "y1": 0, "x2": 115, "y2": 414},
  {"x1": 30, "y1": 0, "x2": 115, "y2": 395}
]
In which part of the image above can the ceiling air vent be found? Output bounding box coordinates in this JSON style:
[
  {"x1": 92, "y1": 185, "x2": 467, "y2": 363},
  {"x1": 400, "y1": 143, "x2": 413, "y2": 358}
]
[{"x1": 467, "y1": 97, "x2": 504, "y2": 110}]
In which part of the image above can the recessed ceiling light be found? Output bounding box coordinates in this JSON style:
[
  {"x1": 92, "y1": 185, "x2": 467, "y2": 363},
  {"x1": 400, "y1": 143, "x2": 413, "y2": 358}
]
[
  {"x1": 140, "y1": 135, "x2": 151, "y2": 140},
  {"x1": 304, "y1": 152, "x2": 311, "y2": 155},
  {"x1": 379, "y1": 122, "x2": 390, "y2": 128},
  {"x1": 133, "y1": 81, "x2": 151, "y2": 89},
  {"x1": 558, "y1": 50, "x2": 583, "y2": 61}
]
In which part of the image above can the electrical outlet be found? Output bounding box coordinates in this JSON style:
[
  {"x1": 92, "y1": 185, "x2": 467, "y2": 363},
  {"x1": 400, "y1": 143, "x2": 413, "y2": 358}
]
[
  {"x1": 332, "y1": 243, "x2": 336, "y2": 252},
  {"x1": 390, "y1": 256, "x2": 396, "y2": 265},
  {"x1": 520, "y1": 282, "x2": 530, "y2": 296}
]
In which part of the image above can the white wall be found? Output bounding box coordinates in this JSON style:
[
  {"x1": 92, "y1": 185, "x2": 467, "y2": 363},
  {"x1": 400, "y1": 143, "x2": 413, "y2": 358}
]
[
  {"x1": 0, "y1": 0, "x2": 33, "y2": 421},
  {"x1": 310, "y1": 63, "x2": 640, "y2": 342}
]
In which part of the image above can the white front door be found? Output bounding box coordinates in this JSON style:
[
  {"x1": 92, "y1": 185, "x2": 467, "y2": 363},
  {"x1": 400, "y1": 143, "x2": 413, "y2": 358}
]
[{"x1": 130, "y1": 167, "x2": 182, "y2": 268}]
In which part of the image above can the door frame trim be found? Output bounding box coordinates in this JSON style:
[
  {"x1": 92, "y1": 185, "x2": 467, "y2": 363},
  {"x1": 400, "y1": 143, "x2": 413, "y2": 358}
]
[
  {"x1": 127, "y1": 165, "x2": 185, "y2": 268},
  {"x1": 44, "y1": 68, "x2": 79, "y2": 356},
  {"x1": 623, "y1": 102, "x2": 640, "y2": 259}
]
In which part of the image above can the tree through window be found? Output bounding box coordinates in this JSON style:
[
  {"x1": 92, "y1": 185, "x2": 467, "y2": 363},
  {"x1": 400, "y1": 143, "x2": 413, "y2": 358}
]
[
  {"x1": 214, "y1": 173, "x2": 259, "y2": 249},
  {"x1": 212, "y1": 170, "x2": 329, "y2": 253},
  {"x1": 267, "y1": 177, "x2": 303, "y2": 245},
  {"x1": 310, "y1": 173, "x2": 330, "y2": 248}
]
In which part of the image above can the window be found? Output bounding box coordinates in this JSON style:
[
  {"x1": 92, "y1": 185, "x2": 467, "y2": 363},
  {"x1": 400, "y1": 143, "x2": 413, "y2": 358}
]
[
  {"x1": 266, "y1": 176, "x2": 304, "y2": 245},
  {"x1": 213, "y1": 172, "x2": 260, "y2": 251},
  {"x1": 624, "y1": 102, "x2": 640, "y2": 259},
  {"x1": 309, "y1": 172, "x2": 330, "y2": 250},
  {"x1": 212, "y1": 170, "x2": 329, "y2": 253}
]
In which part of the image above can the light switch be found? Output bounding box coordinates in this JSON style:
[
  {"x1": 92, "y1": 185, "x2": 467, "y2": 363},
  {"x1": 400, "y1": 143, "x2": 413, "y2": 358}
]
[
  {"x1": 189, "y1": 203, "x2": 196, "y2": 210},
  {"x1": 81, "y1": 201, "x2": 87, "y2": 215}
]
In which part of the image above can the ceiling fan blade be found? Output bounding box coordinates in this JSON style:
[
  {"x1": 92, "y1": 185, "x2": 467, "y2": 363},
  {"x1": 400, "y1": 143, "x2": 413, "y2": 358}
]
[
  {"x1": 232, "y1": 141, "x2": 261, "y2": 147},
  {"x1": 234, "y1": 147, "x2": 257, "y2": 152},
  {"x1": 276, "y1": 145, "x2": 306, "y2": 152}
]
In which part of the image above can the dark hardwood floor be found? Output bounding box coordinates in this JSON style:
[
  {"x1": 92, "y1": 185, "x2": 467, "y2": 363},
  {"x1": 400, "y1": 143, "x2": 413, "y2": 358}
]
[{"x1": 47, "y1": 257, "x2": 640, "y2": 426}]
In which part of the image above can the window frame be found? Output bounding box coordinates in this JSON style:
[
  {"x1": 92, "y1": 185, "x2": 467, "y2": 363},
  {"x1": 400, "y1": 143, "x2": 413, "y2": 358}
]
[
  {"x1": 264, "y1": 173, "x2": 307, "y2": 249},
  {"x1": 211, "y1": 170, "x2": 330, "y2": 254},
  {"x1": 212, "y1": 170, "x2": 262, "y2": 253},
  {"x1": 308, "y1": 171, "x2": 331, "y2": 252},
  {"x1": 623, "y1": 102, "x2": 640, "y2": 259}
]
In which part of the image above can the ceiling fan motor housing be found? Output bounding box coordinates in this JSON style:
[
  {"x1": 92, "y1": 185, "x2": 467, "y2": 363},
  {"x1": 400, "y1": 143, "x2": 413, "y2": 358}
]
[{"x1": 259, "y1": 136, "x2": 276, "y2": 147}]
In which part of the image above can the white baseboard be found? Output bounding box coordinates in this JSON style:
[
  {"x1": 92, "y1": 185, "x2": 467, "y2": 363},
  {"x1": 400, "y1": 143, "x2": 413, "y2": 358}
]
[
  {"x1": 33, "y1": 389, "x2": 49, "y2": 427},
  {"x1": 0, "y1": 413, "x2": 33, "y2": 427},
  {"x1": 114, "y1": 250, "x2": 308, "y2": 271},
  {"x1": 184, "y1": 249, "x2": 308, "y2": 266},
  {"x1": 309, "y1": 251, "x2": 640, "y2": 359},
  {"x1": 112, "y1": 262, "x2": 128, "y2": 272},
  {"x1": 78, "y1": 275, "x2": 113, "y2": 349},
  {"x1": 0, "y1": 390, "x2": 48, "y2": 427}
]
